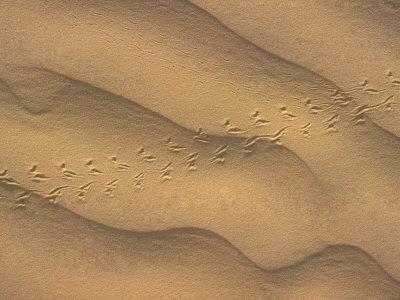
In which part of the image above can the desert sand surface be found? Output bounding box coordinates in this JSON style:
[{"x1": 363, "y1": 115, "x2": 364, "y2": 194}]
[
  {"x1": 189, "y1": 0, "x2": 400, "y2": 136},
  {"x1": 1, "y1": 0, "x2": 400, "y2": 299}
]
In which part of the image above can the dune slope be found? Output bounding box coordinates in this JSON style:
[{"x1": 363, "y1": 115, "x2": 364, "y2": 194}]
[
  {"x1": 1, "y1": 186, "x2": 400, "y2": 299},
  {"x1": 0, "y1": 66, "x2": 328, "y2": 270},
  {"x1": 189, "y1": 0, "x2": 400, "y2": 136},
  {"x1": 0, "y1": 66, "x2": 400, "y2": 282},
  {"x1": 1, "y1": 0, "x2": 400, "y2": 297}
]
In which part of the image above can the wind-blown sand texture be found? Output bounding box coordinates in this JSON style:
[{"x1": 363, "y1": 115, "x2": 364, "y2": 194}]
[{"x1": 0, "y1": 0, "x2": 400, "y2": 299}]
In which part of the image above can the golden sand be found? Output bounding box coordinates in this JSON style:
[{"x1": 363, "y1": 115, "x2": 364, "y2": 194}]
[{"x1": 1, "y1": 0, "x2": 400, "y2": 298}]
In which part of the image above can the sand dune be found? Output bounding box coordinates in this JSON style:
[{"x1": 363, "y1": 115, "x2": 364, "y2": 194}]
[
  {"x1": 0, "y1": 66, "x2": 328, "y2": 270},
  {"x1": 0, "y1": 0, "x2": 351, "y2": 135},
  {"x1": 1, "y1": 188, "x2": 400, "y2": 299},
  {"x1": 189, "y1": 0, "x2": 400, "y2": 137},
  {"x1": 1, "y1": 66, "x2": 400, "y2": 297},
  {"x1": 1, "y1": 0, "x2": 400, "y2": 298},
  {"x1": 2, "y1": 0, "x2": 399, "y2": 219}
]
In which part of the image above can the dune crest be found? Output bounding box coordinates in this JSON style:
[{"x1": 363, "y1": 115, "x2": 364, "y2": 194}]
[
  {"x1": 0, "y1": 66, "x2": 328, "y2": 271},
  {"x1": 1, "y1": 0, "x2": 400, "y2": 298},
  {"x1": 189, "y1": 0, "x2": 400, "y2": 137},
  {"x1": 1, "y1": 186, "x2": 400, "y2": 299},
  {"x1": 1, "y1": 66, "x2": 400, "y2": 282}
]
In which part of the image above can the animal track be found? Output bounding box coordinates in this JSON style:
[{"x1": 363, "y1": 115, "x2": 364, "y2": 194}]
[
  {"x1": 324, "y1": 114, "x2": 340, "y2": 132},
  {"x1": 110, "y1": 156, "x2": 130, "y2": 171},
  {"x1": 75, "y1": 182, "x2": 94, "y2": 202},
  {"x1": 349, "y1": 79, "x2": 385, "y2": 95},
  {"x1": 42, "y1": 186, "x2": 70, "y2": 204},
  {"x1": 300, "y1": 123, "x2": 312, "y2": 138},
  {"x1": 160, "y1": 171, "x2": 172, "y2": 181},
  {"x1": 210, "y1": 153, "x2": 225, "y2": 164},
  {"x1": 104, "y1": 179, "x2": 118, "y2": 197},
  {"x1": 243, "y1": 127, "x2": 288, "y2": 151},
  {"x1": 269, "y1": 127, "x2": 289, "y2": 144},
  {"x1": 86, "y1": 160, "x2": 103, "y2": 175},
  {"x1": 133, "y1": 172, "x2": 144, "y2": 190},
  {"x1": 138, "y1": 147, "x2": 157, "y2": 162},
  {"x1": 183, "y1": 153, "x2": 199, "y2": 171},
  {"x1": 388, "y1": 71, "x2": 400, "y2": 86},
  {"x1": 223, "y1": 120, "x2": 248, "y2": 135},
  {"x1": 351, "y1": 95, "x2": 398, "y2": 124},
  {"x1": 250, "y1": 110, "x2": 270, "y2": 127},
  {"x1": 28, "y1": 165, "x2": 50, "y2": 182},
  {"x1": 303, "y1": 98, "x2": 331, "y2": 114},
  {"x1": 279, "y1": 106, "x2": 297, "y2": 120},
  {"x1": 210, "y1": 144, "x2": 229, "y2": 164},
  {"x1": 215, "y1": 144, "x2": 228, "y2": 155},
  {"x1": 159, "y1": 162, "x2": 173, "y2": 181},
  {"x1": 185, "y1": 162, "x2": 197, "y2": 171},
  {"x1": 0, "y1": 169, "x2": 20, "y2": 186},
  {"x1": 165, "y1": 138, "x2": 186, "y2": 152},
  {"x1": 330, "y1": 91, "x2": 353, "y2": 107},
  {"x1": 59, "y1": 163, "x2": 79, "y2": 180},
  {"x1": 160, "y1": 162, "x2": 173, "y2": 172},
  {"x1": 13, "y1": 190, "x2": 36, "y2": 208},
  {"x1": 243, "y1": 136, "x2": 268, "y2": 152},
  {"x1": 193, "y1": 128, "x2": 210, "y2": 143},
  {"x1": 381, "y1": 95, "x2": 399, "y2": 111}
]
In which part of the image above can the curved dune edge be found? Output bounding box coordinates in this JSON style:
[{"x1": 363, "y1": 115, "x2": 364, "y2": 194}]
[
  {"x1": 0, "y1": 0, "x2": 356, "y2": 137},
  {"x1": 0, "y1": 0, "x2": 399, "y2": 296},
  {"x1": 188, "y1": 0, "x2": 400, "y2": 137},
  {"x1": 1, "y1": 188, "x2": 400, "y2": 299},
  {"x1": 2, "y1": 0, "x2": 399, "y2": 137},
  {"x1": 1, "y1": 1, "x2": 399, "y2": 243},
  {"x1": 0, "y1": 65, "x2": 329, "y2": 271},
  {"x1": 1, "y1": 66, "x2": 400, "y2": 284}
]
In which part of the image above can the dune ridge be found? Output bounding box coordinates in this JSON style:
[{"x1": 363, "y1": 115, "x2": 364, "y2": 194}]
[
  {"x1": 0, "y1": 65, "x2": 329, "y2": 271},
  {"x1": 1, "y1": 0, "x2": 400, "y2": 298},
  {"x1": 0, "y1": 66, "x2": 399, "y2": 289},
  {"x1": 0, "y1": 0, "x2": 354, "y2": 135},
  {"x1": 188, "y1": 0, "x2": 400, "y2": 137},
  {"x1": 1, "y1": 186, "x2": 400, "y2": 299}
]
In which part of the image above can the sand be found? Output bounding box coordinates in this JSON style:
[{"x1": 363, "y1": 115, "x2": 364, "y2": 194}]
[
  {"x1": 189, "y1": 0, "x2": 400, "y2": 137},
  {"x1": 0, "y1": 0, "x2": 400, "y2": 299}
]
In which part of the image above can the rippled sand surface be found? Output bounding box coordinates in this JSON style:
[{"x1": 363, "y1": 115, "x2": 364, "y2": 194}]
[{"x1": 1, "y1": 1, "x2": 400, "y2": 299}]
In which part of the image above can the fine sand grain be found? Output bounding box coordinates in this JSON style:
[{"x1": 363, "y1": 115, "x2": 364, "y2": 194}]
[{"x1": 1, "y1": 0, "x2": 400, "y2": 298}]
